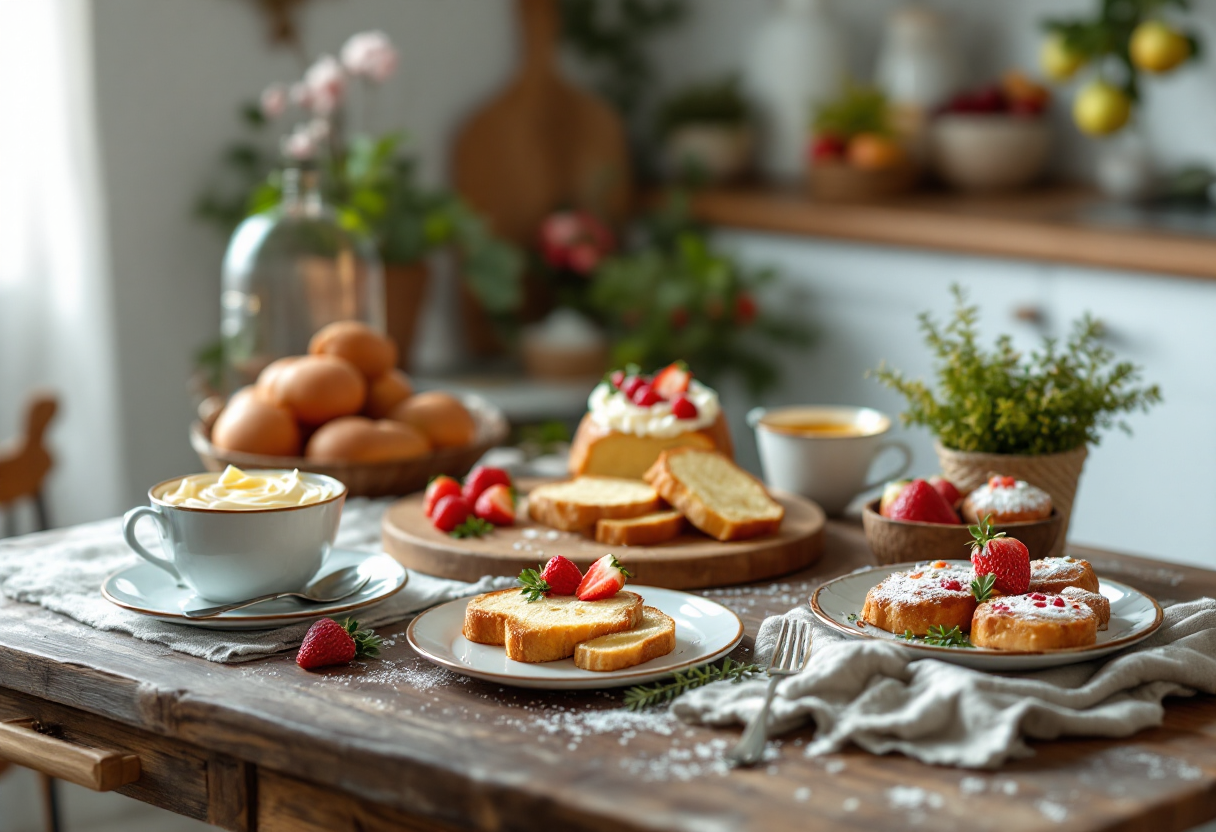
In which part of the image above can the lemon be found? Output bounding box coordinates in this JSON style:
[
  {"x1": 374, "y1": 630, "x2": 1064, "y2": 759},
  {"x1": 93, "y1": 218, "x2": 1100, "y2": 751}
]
[
  {"x1": 1130, "y1": 20, "x2": 1190, "y2": 73},
  {"x1": 1073, "y1": 81, "x2": 1131, "y2": 136},
  {"x1": 1040, "y1": 32, "x2": 1086, "y2": 81}
]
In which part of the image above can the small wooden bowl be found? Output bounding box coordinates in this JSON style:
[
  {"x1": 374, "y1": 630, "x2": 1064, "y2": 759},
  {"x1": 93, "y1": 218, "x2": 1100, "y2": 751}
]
[
  {"x1": 861, "y1": 499, "x2": 1062, "y2": 566},
  {"x1": 807, "y1": 160, "x2": 919, "y2": 202},
  {"x1": 190, "y1": 393, "x2": 509, "y2": 498}
]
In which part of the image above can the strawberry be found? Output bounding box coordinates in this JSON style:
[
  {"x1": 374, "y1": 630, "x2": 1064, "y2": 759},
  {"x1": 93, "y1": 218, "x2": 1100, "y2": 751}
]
[
  {"x1": 463, "y1": 466, "x2": 511, "y2": 505},
  {"x1": 671, "y1": 394, "x2": 698, "y2": 419},
  {"x1": 810, "y1": 133, "x2": 846, "y2": 162},
  {"x1": 969, "y1": 518, "x2": 1030, "y2": 595},
  {"x1": 610, "y1": 370, "x2": 626, "y2": 389},
  {"x1": 516, "y1": 556, "x2": 583, "y2": 601},
  {"x1": 928, "y1": 475, "x2": 962, "y2": 509},
  {"x1": 474, "y1": 483, "x2": 515, "y2": 526},
  {"x1": 885, "y1": 479, "x2": 960, "y2": 525},
  {"x1": 631, "y1": 384, "x2": 661, "y2": 407},
  {"x1": 878, "y1": 479, "x2": 911, "y2": 517},
  {"x1": 576, "y1": 554, "x2": 633, "y2": 601},
  {"x1": 621, "y1": 375, "x2": 646, "y2": 398},
  {"x1": 296, "y1": 618, "x2": 381, "y2": 670},
  {"x1": 431, "y1": 494, "x2": 472, "y2": 533},
  {"x1": 424, "y1": 476, "x2": 462, "y2": 518},
  {"x1": 989, "y1": 475, "x2": 1017, "y2": 489},
  {"x1": 652, "y1": 361, "x2": 691, "y2": 399}
]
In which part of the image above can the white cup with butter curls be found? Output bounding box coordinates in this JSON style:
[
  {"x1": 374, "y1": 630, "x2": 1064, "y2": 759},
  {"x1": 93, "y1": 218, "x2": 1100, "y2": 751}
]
[{"x1": 122, "y1": 466, "x2": 347, "y2": 602}]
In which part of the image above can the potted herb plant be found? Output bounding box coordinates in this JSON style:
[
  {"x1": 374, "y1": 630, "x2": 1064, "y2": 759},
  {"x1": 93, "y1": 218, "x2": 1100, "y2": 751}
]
[
  {"x1": 872, "y1": 287, "x2": 1161, "y2": 555},
  {"x1": 656, "y1": 75, "x2": 754, "y2": 184}
]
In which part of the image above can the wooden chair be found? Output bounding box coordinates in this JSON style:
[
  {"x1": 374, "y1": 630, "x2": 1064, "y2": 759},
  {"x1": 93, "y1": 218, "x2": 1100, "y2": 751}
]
[{"x1": 0, "y1": 392, "x2": 60, "y2": 831}]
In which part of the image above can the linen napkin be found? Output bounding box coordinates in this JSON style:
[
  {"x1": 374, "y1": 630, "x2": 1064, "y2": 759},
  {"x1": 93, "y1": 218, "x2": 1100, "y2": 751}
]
[
  {"x1": 0, "y1": 498, "x2": 512, "y2": 663},
  {"x1": 672, "y1": 597, "x2": 1216, "y2": 768}
]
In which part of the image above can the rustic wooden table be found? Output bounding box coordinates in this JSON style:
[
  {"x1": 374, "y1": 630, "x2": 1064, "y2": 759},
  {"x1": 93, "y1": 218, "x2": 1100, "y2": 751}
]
[{"x1": 1, "y1": 521, "x2": 1214, "y2": 832}]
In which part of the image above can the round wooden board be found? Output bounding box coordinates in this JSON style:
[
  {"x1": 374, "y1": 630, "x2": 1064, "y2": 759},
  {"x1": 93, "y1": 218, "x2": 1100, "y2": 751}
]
[{"x1": 380, "y1": 478, "x2": 826, "y2": 590}]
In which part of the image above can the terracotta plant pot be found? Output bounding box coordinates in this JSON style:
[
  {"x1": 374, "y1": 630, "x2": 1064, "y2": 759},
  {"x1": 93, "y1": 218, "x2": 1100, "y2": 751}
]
[
  {"x1": 862, "y1": 499, "x2": 1062, "y2": 567},
  {"x1": 384, "y1": 261, "x2": 430, "y2": 370},
  {"x1": 935, "y1": 442, "x2": 1088, "y2": 558}
]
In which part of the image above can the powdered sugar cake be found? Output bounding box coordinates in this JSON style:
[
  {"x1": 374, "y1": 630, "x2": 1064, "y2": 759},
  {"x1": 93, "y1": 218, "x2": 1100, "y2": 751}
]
[
  {"x1": 1029, "y1": 556, "x2": 1099, "y2": 594},
  {"x1": 861, "y1": 561, "x2": 977, "y2": 636},
  {"x1": 971, "y1": 592, "x2": 1098, "y2": 650},
  {"x1": 962, "y1": 479, "x2": 1053, "y2": 524}
]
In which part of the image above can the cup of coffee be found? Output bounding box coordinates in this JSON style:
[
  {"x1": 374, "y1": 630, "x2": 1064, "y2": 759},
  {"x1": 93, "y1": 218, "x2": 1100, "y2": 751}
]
[
  {"x1": 122, "y1": 467, "x2": 346, "y2": 602},
  {"x1": 747, "y1": 405, "x2": 911, "y2": 515}
]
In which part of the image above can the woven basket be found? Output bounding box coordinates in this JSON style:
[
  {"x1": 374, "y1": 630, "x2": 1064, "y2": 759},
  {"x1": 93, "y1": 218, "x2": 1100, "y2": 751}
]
[
  {"x1": 935, "y1": 442, "x2": 1088, "y2": 558},
  {"x1": 191, "y1": 393, "x2": 509, "y2": 498}
]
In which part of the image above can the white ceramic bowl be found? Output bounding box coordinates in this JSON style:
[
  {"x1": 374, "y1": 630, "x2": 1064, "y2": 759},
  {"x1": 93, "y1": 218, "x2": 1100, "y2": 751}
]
[{"x1": 930, "y1": 114, "x2": 1051, "y2": 192}]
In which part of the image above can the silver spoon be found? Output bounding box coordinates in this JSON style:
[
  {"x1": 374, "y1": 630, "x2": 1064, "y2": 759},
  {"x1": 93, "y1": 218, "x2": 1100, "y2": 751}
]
[{"x1": 183, "y1": 566, "x2": 370, "y2": 619}]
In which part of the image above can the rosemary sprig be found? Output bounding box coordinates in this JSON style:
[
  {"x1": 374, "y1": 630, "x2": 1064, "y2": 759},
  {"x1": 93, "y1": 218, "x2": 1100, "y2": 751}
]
[
  {"x1": 517, "y1": 566, "x2": 551, "y2": 603},
  {"x1": 971, "y1": 573, "x2": 997, "y2": 603},
  {"x1": 623, "y1": 658, "x2": 761, "y2": 711},
  {"x1": 450, "y1": 517, "x2": 494, "y2": 539},
  {"x1": 897, "y1": 624, "x2": 973, "y2": 648}
]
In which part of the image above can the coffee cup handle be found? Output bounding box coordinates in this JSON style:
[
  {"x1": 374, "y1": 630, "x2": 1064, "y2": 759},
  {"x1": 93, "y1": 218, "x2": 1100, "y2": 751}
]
[
  {"x1": 865, "y1": 441, "x2": 913, "y2": 489},
  {"x1": 122, "y1": 506, "x2": 182, "y2": 582}
]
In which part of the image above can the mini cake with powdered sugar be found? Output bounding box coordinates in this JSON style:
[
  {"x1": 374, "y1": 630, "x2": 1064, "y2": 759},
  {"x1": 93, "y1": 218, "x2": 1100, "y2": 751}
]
[
  {"x1": 1028, "y1": 556, "x2": 1099, "y2": 594},
  {"x1": 961, "y1": 475, "x2": 1053, "y2": 524},
  {"x1": 1061, "y1": 586, "x2": 1110, "y2": 630},
  {"x1": 861, "y1": 560, "x2": 977, "y2": 637},
  {"x1": 971, "y1": 592, "x2": 1098, "y2": 650}
]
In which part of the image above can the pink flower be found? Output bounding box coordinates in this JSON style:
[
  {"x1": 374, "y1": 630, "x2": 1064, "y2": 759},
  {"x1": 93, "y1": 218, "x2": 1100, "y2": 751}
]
[
  {"x1": 340, "y1": 30, "x2": 398, "y2": 83},
  {"x1": 303, "y1": 54, "x2": 345, "y2": 115},
  {"x1": 260, "y1": 83, "x2": 288, "y2": 119},
  {"x1": 281, "y1": 124, "x2": 316, "y2": 161}
]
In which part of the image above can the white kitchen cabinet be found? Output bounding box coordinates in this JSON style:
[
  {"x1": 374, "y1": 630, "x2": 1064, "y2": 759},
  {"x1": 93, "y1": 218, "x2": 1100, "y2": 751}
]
[{"x1": 716, "y1": 229, "x2": 1216, "y2": 567}]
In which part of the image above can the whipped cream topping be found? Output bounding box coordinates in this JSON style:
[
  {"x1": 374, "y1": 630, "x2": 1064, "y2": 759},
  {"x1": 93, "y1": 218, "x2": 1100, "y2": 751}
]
[
  {"x1": 586, "y1": 379, "x2": 720, "y2": 438},
  {"x1": 967, "y1": 479, "x2": 1051, "y2": 516},
  {"x1": 160, "y1": 465, "x2": 338, "y2": 510}
]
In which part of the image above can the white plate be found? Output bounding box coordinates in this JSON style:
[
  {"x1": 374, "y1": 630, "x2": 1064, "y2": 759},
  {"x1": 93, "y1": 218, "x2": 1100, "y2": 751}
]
[
  {"x1": 407, "y1": 586, "x2": 745, "y2": 689},
  {"x1": 811, "y1": 560, "x2": 1164, "y2": 671},
  {"x1": 102, "y1": 549, "x2": 408, "y2": 631}
]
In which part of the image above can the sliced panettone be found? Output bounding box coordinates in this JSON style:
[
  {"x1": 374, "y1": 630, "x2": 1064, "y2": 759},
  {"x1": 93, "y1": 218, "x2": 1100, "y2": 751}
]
[
  {"x1": 644, "y1": 448, "x2": 783, "y2": 541},
  {"x1": 595, "y1": 511, "x2": 686, "y2": 546},
  {"x1": 526, "y1": 477, "x2": 662, "y2": 532},
  {"x1": 462, "y1": 588, "x2": 644, "y2": 663},
  {"x1": 568, "y1": 411, "x2": 735, "y2": 480},
  {"x1": 574, "y1": 606, "x2": 676, "y2": 671}
]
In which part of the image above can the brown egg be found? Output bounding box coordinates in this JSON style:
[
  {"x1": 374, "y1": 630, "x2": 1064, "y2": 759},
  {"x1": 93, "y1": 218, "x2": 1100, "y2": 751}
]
[
  {"x1": 211, "y1": 388, "x2": 301, "y2": 457},
  {"x1": 309, "y1": 321, "x2": 397, "y2": 379},
  {"x1": 256, "y1": 356, "x2": 302, "y2": 401},
  {"x1": 269, "y1": 355, "x2": 366, "y2": 426},
  {"x1": 389, "y1": 392, "x2": 475, "y2": 449},
  {"x1": 305, "y1": 416, "x2": 431, "y2": 463},
  {"x1": 363, "y1": 370, "x2": 414, "y2": 419}
]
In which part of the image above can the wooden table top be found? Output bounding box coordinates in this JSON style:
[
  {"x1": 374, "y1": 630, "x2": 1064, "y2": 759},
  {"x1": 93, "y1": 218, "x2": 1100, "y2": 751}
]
[{"x1": 2, "y1": 521, "x2": 1215, "y2": 832}]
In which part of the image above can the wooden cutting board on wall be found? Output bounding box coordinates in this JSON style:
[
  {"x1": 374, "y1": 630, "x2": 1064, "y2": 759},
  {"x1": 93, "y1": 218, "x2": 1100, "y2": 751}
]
[{"x1": 453, "y1": 0, "x2": 633, "y2": 246}]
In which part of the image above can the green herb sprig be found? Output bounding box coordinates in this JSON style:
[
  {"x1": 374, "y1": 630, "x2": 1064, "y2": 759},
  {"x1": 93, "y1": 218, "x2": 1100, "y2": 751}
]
[
  {"x1": 970, "y1": 573, "x2": 997, "y2": 604},
  {"x1": 870, "y1": 285, "x2": 1161, "y2": 456},
  {"x1": 623, "y1": 658, "x2": 761, "y2": 711},
  {"x1": 897, "y1": 625, "x2": 973, "y2": 649},
  {"x1": 450, "y1": 517, "x2": 494, "y2": 539},
  {"x1": 517, "y1": 566, "x2": 551, "y2": 603}
]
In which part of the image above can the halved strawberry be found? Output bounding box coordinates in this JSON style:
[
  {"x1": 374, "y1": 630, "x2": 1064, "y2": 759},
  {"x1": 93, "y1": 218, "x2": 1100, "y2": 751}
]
[
  {"x1": 969, "y1": 518, "x2": 1030, "y2": 595},
  {"x1": 474, "y1": 483, "x2": 515, "y2": 526},
  {"x1": 424, "y1": 476, "x2": 462, "y2": 518},
  {"x1": 463, "y1": 466, "x2": 511, "y2": 505},
  {"x1": 878, "y1": 479, "x2": 911, "y2": 517},
  {"x1": 652, "y1": 361, "x2": 691, "y2": 399},
  {"x1": 576, "y1": 554, "x2": 633, "y2": 601}
]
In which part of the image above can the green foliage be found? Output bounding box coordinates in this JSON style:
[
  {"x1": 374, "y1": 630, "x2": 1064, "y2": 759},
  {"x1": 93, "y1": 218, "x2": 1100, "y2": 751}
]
[
  {"x1": 450, "y1": 517, "x2": 495, "y2": 539},
  {"x1": 970, "y1": 573, "x2": 997, "y2": 604},
  {"x1": 589, "y1": 192, "x2": 811, "y2": 396},
  {"x1": 871, "y1": 286, "x2": 1162, "y2": 455},
  {"x1": 623, "y1": 657, "x2": 761, "y2": 710},
  {"x1": 812, "y1": 83, "x2": 892, "y2": 138},
  {"x1": 559, "y1": 0, "x2": 687, "y2": 123},
  {"x1": 1043, "y1": 0, "x2": 1200, "y2": 102},
  {"x1": 655, "y1": 75, "x2": 751, "y2": 138},
  {"x1": 898, "y1": 625, "x2": 973, "y2": 648}
]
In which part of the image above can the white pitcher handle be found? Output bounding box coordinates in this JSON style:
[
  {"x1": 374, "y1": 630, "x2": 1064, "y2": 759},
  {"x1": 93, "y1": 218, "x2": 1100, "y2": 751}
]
[
  {"x1": 122, "y1": 506, "x2": 181, "y2": 582},
  {"x1": 746, "y1": 407, "x2": 767, "y2": 429},
  {"x1": 865, "y1": 441, "x2": 913, "y2": 489}
]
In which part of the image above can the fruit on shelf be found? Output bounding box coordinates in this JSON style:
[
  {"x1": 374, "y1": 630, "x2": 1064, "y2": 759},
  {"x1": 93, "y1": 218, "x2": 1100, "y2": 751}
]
[
  {"x1": 885, "y1": 479, "x2": 961, "y2": 525},
  {"x1": 1073, "y1": 80, "x2": 1131, "y2": 136},
  {"x1": 847, "y1": 133, "x2": 905, "y2": 171},
  {"x1": 1040, "y1": 31, "x2": 1086, "y2": 81},
  {"x1": 942, "y1": 73, "x2": 1050, "y2": 118},
  {"x1": 1130, "y1": 19, "x2": 1191, "y2": 74},
  {"x1": 810, "y1": 133, "x2": 846, "y2": 162}
]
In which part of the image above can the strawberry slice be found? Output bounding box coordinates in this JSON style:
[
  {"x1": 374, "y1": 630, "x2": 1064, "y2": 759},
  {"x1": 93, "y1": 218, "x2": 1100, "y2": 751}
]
[
  {"x1": 969, "y1": 518, "x2": 1030, "y2": 595},
  {"x1": 474, "y1": 483, "x2": 515, "y2": 526},
  {"x1": 576, "y1": 554, "x2": 633, "y2": 601},
  {"x1": 424, "y1": 476, "x2": 462, "y2": 518},
  {"x1": 463, "y1": 466, "x2": 511, "y2": 505},
  {"x1": 652, "y1": 361, "x2": 691, "y2": 399}
]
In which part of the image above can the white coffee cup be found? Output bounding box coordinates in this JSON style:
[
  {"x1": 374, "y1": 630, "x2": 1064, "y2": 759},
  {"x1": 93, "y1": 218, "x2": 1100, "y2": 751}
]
[
  {"x1": 122, "y1": 471, "x2": 347, "y2": 603},
  {"x1": 748, "y1": 405, "x2": 911, "y2": 516}
]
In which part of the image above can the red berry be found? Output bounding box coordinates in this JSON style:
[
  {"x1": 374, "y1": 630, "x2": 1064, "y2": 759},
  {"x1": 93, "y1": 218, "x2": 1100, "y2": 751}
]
[
  {"x1": 1029, "y1": 592, "x2": 1046, "y2": 601},
  {"x1": 631, "y1": 384, "x2": 661, "y2": 407},
  {"x1": 1053, "y1": 597, "x2": 1066, "y2": 607},
  {"x1": 576, "y1": 554, "x2": 633, "y2": 601},
  {"x1": 1034, "y1": 601, "x2": 1047, "y2": 608},
  {"x1": 424, "y1": 476, "x2": 462, "y2": 518},
  {"x1": 885, "y1": 479, "x2": 961, "y2": 525},
  {"x1": 653, "y1": 361, "x2": 692, "y2": 399},
  {"x1": 539, "y1": 555, "x2": 583, "y2": 596},
  {"x1": 621, "y1": 375, "x2": 645, "y2": 398},
  {"x1": 928, "y1": 475, "x2": 961, "y2": 509},
  {"x1": 970, "y1": 527, "x2": 1031, "y2": 596},
  {"x1": 989, "y1": 475, "x2": 1017, "y2": 489},
  {"x1": 610, "y1": 370, "x2": 625, "y2": 389},
  {"x1": 295, "y1": 618, "x2": 380, "y2": 670},
  {"x1": 810, "y1": 133, "x2": 846, "y2": 162},
  {"x1": 940, "y1": 579, "x2": 962, "y2": 592},
  {"x1": 734, "y1": 294, "x2": 758, "y2": 325},
  {"x1": 431, "y1": 495, "x2": 472, "y2": 533},
  {"x1": 671, "y1": 394, "x2": 698, "y2": 419},
  {"x1": 463, "y1": 466, "x2": 511, "y2": 505},
  {"x1": 474, "y1": 483, "x2": 515, "y2": 526}
]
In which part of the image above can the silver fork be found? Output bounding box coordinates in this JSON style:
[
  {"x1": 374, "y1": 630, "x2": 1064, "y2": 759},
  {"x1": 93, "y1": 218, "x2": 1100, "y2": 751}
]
[{"x1": 727, "y1": 617, "x2": 812, "y2": 767}]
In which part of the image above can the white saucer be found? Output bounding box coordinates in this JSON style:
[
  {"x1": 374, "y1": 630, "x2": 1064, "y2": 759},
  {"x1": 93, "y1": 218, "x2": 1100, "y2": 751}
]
[
  {"x1": 407, "y1": 586, "x2": 745, "y2": 690},
  {"x1": 102, "y1": 549, "x2": 408, "y2": 631},
  {"x1": 811, "y1": 560, "x2": 1163, "y2": 671}
]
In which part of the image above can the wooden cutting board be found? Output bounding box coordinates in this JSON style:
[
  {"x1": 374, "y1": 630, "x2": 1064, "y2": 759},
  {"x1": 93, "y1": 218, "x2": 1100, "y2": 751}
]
[{"x1": 381, "y1": 478, "x2": 826, "y2": 589}]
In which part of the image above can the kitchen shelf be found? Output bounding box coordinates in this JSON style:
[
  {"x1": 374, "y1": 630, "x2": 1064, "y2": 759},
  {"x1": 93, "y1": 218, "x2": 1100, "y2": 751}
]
[{"x1": 686, "y1": 185, "x2": 1216, "y2": 281}]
